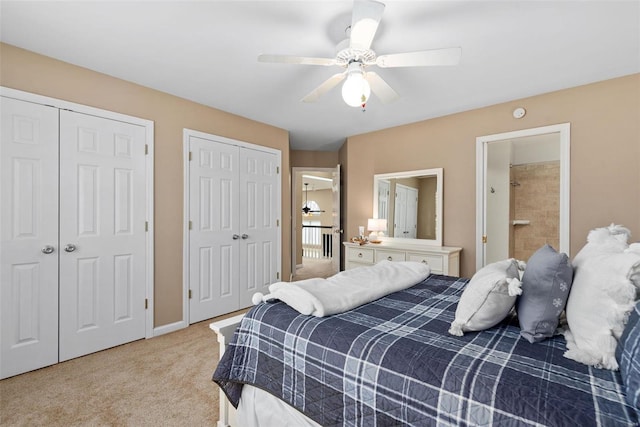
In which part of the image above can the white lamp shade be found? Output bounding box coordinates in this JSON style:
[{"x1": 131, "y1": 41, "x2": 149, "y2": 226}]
[
  {"x1": 367, "y1": 218, "x2": 387, "y2": 232},
  {"x1": 342, "y1": 71, "x2": 371, "y2": 107}
]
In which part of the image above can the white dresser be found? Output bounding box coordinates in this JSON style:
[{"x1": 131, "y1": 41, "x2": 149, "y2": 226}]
[{"x1": 343, "y1": 241, "x2": 462, "y2": 277}]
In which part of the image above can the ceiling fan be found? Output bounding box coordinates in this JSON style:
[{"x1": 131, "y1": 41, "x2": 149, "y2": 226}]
[
  {"x1": 258, "y1": 0, "x2": 461, "y2": 108},
  {"x1": 302, "y1": 183, "x2": 325, "y2": 215}
]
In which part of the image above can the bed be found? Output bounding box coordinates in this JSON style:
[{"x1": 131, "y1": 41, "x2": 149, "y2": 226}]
[{"x1": 211, "y1": 273, "x2": 639, "y2": 427}]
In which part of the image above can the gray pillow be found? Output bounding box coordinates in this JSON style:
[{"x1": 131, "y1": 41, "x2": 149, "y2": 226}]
[{"x1": 517, "y1": 244, "x2": 573, "y2": 343}]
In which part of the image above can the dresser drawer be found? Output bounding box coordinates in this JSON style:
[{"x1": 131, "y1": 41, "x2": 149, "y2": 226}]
[
  {"x1": 375, "y1": 249, "x2": 406, "y2": 263},
  {"x1": 343, "y1": 242, "x2": 461, "y2": 275},
  {"x1": 407, "y1": 253, "x2": 443, "y2": 272},
  {"x1": 347, "y1": 247, "x2": 374, "y2": 263}
]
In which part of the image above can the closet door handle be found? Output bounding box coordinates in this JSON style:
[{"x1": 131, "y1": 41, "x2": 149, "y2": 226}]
[
  {"x1": 241, "y1": 234, "x2": 249, "y2": 239},
  {"x1": 64, "y1": 244, "x2": 77, "y2": 253},
  {"x1": 232, "y1": 234, "x2": 240, "y2": 240},
  {"x1": 42, "y1": 245, "x2": 55, "y2": 254}
]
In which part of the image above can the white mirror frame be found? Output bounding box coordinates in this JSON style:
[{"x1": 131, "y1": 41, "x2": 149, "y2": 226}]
[
  {"x1": 475, "y1": 123, "x2": 570, "y2": 270},
  {"x1": 373, "y1": 168, "x2": 443, "y2": 246}
]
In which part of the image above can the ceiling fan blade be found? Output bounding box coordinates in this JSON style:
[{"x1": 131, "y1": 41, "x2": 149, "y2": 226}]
[
  {"x1": 301, "y1": 73, "x2": 346, "y2": 103},
  {"x1": 376, "y1": 47, "x2": 462, "y2": 68},
  {"x1": 366, "y1": 72, "x2": 399, "y2": 104},
  {"x1": 258, "y1": 54, "x2": 336, "y2": 66},
  {"x1": 349, "y1": 0, "x2": 385, "y2": 50}
]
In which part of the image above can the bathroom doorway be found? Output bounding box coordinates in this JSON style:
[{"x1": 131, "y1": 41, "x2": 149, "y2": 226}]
[{"x1": 476, "y1": 124, "x2": 570, "y2": 268}]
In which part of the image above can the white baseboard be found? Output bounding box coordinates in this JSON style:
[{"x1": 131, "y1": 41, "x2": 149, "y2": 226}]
[{"x1": 153, "y1": 320, "x2": 188, "y2": 337}]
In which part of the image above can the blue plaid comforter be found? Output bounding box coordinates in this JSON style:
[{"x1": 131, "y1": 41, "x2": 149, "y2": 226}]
[{"x1": 213, "y1": 275, "x2": 639, "y2": 426}]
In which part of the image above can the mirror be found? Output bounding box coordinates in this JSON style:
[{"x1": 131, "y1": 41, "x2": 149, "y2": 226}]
[{"x1": 373, "y1": 168, "x2": 443, "y2": 246}]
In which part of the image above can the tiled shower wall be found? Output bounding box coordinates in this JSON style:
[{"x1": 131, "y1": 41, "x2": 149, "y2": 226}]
[{"x1": 510, "y1": 161, "x2": 560, "y2": 261}]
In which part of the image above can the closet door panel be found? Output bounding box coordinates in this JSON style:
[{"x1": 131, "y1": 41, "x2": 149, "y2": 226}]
[
  {"x1": 58, "y1": 110, "x2": 146, "y2": 362},
  {"x1": 0, "y1": 97, "x2": 59, "y2": 379},
  {"x1": 238, "y1": 148, "x2": 278, "y2": 307},
  {"x1": 188, "y1": 136, "x2": 240, "y2": 323}
]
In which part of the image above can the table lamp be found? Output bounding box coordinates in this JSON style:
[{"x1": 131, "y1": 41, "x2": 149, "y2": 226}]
[{"x1": 367, "y1": 218, "x2": 387, "y2": 243}]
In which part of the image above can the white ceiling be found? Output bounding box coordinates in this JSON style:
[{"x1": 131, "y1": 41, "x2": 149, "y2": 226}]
[{"x1": 1, "y1": 1, "x2": 638, "y2": 151}]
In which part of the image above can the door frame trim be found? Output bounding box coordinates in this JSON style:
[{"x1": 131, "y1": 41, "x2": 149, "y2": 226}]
[
  {"x1": 0, "y1": 86, "x2": 155, "y2": 339},
  {"x1": 475, "y1": 123, "x2": 570, "y2": 270},
  {"x1": 182, "y1": 128, "x2": 282, "y2": 325},
  {"x1": 291, "y1": 166, "x2": 341, "y2": 276}
]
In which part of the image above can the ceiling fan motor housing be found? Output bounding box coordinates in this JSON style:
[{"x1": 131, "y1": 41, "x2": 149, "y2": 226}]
[{"x1": 336, "y1": 38, "x2": 377, "y2": 67}]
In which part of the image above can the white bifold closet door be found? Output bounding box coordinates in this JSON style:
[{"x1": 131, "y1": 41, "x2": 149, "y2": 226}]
[
  {"x1": 58, "y1": 110, "x2": 147, "y2": 362},
  {"x1": 0, "y1": 98, "x2": 60, "y2": 378},
  {"x1": 1, "y1": 97, "x2": 147, "y2": 378},
  {"x1": 188, "y1": 135, "x2": 279, "y2": 323}
]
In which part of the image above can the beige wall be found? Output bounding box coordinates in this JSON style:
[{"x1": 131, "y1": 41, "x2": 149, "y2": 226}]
[
  {"x1": 291, "y1": 150, "x2": 339, "y2": 168},
  {"x1": 343, "y1": 74, "x2": 640, "y2": 278},
  {"x1": 418, "y1": 177, "x2": 437, "y2": 240},
  {"x1": 0, "y1": 43, "x2": 291, "y2": 327}
]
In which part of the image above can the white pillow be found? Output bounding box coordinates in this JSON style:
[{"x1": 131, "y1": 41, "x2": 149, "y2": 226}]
[
  {"x1": 572, "y1": 223, "x2": 631, "y2": 267},
  {"x1": 449, "y1": 258, "x2": 524, "y2": 336},
  {"x1": 564, "y1": 224, "x2": 640, "y2": 370}
]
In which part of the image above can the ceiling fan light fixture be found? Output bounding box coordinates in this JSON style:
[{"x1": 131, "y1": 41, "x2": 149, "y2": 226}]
[
  {"x1": 342, "y1": 62, "x2": 371, "y2": 107},
  {"x1": 258, "y1": 0, "x2": 460, "y2": 106}
]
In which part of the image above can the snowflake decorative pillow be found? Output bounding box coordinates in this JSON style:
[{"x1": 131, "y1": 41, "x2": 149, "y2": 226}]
[{"x1": 516, "y1": 244, "x2": 573, "y2": 343}]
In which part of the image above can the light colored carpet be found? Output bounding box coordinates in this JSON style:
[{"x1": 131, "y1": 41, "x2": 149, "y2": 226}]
[
  {"x1": 0, "y1": 259, "x2": 334, "y2": 427},
  {"x1": 292, "y1": 257, "x2": 335, "y2": 281},
  {"x1": 0, "y1": 313, "x2": 245, "y2": 426}
]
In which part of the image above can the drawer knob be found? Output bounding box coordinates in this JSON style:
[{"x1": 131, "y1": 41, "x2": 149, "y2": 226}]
[
  {"x1": 421, "y1": 260, "x2": 428, "y2": 264},
  {"x1": 387, "y1": 256, "x2": 393, "y2": 261},
  {"x1": 358, "y1": 253, "x2": 363, "y2": 258}
]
